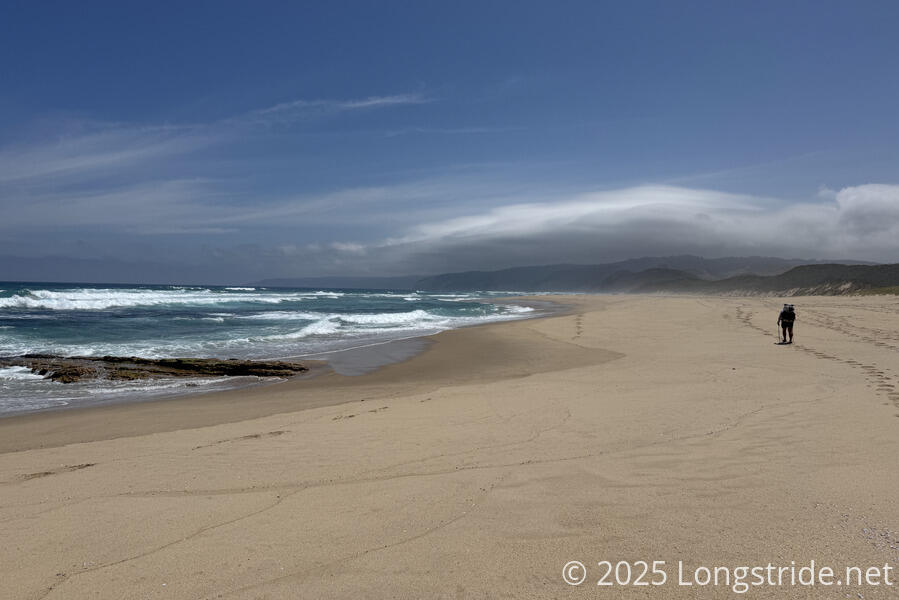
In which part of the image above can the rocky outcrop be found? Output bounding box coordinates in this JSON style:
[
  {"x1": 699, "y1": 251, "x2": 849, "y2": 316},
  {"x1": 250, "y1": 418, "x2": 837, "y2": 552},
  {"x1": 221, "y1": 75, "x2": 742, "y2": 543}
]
[{"x1": 0, "y1": 354, "x2": 308, "y2": 383}]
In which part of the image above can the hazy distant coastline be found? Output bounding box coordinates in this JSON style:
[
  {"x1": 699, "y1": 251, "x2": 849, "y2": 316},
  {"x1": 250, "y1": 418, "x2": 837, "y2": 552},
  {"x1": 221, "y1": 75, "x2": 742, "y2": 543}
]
[
  {"x1": 255, "y1": 255, "x2": 893, "y2": 296},
  {"x1": 2, "y1": 255, "x2": 895, "y2": 298}
]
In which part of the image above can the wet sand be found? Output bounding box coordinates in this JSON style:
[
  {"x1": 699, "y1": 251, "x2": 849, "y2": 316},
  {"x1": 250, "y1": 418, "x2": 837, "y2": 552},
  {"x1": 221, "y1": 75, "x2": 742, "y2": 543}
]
[{"x1": 1, "y1": 295, "x2": 898, "y2": 599}]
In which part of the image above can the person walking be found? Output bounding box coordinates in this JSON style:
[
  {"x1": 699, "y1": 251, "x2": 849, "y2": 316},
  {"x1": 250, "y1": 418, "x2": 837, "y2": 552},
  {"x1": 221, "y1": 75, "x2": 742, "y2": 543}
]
[{"x1": 777, "y1": 304, "x2": 796, "y2": 344}]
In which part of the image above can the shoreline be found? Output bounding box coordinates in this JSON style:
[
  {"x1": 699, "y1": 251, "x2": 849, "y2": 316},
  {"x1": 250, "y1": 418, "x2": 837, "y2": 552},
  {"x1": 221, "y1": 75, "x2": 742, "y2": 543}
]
[{"x1": 0, "y1": 296, "x2": 579, "y2": 453}]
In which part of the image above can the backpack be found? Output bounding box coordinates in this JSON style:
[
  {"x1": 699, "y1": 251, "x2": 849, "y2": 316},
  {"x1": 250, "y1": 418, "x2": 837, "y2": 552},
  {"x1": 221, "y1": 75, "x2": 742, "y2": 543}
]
[{"x1": 782, "y1": 304, "x2": 796, "y2": 321}]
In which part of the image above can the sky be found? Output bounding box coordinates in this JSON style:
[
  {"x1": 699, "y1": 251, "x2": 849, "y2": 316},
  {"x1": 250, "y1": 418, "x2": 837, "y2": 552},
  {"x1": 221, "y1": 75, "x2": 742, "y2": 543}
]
[{"x1": 1, "y1": 0, "x2": 898, "y2": 283}]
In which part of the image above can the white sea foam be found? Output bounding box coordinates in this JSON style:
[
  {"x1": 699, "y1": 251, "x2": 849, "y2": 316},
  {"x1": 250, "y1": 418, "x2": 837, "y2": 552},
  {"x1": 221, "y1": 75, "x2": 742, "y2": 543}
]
[
  {"x1": 503, "y1": 305, "x2": 535, "y2": 313},
  {"x1": 0, "y1": 398, "x2": 71, "y2": 415},
  {"x1": 353, "y1": 292, "x2": 420, "y2": 299},
  {"x1": 0, "y1": 373, "x2": 237, "y2": 415},
  {"x1": 337, "y1": 309, "x2": 433, "y2": 325},
  {"x1": 173, "y1": 316, "x2": 226, "y2": 323},
  {"x1": 0, "y1": 367, "x2": 46, "y2": 381},
  {"x1": 246, "y1": 310, "x2": 473, "y2": 343},
  {"x1": 237, "y1": 309, "x2": 458, "y2": 325},
  {"x1": 243, "y1": 309, "x2": 470, "y2": 329},
  {"x1": 80, "y1": 376, "x2": 231, "y2": 396},
  {"x1": 0, "y1": 287, "x2": 353, "y2": 310},
  {"x1": 260, "y1": 307, "x2": 532, "y2": 340},
  {"x1": 237, "y1": 311, "x2": 323, "y2": 321},
  {"x1": 261, "y1": 318, "x2": 342, "y2": 340},
  {"x1": 224, "y1": 287, "x2": 256, "y2": 291}
]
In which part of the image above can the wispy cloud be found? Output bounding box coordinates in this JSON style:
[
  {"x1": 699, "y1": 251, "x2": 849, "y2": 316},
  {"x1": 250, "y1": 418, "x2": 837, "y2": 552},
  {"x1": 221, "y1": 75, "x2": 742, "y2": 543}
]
[
  {"x1": 0, "y1": 92, "x2": 431, "y2": 186},
  {"x1": 337, "y1": 94, "x2": 431, "y2": 110},
  {"x1": 242, "y1": 93, "x2": 432, "y2": 126},
  {"x1": 383, "y1": 126, "x2": 517, "y2": 138},
  {"x1": 0, "y1": 123, "x2": 212, "y2": 184},
  {"x1": 664, "y1": 151, "x2": 826, "y2": 187},
  {"x1": 0, "y1": 178, "x2": 233, "y2": 234},
  {"x1": 124, "y1": 176, "x2": 534, "y2": 230}
]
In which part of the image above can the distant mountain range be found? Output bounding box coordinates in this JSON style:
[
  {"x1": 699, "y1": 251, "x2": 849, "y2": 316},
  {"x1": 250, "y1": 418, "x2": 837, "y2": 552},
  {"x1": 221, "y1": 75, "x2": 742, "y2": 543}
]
[
  {"x1": 255, "y1": 256, "x2": 894, "y2": 296},
  {"x1": 6, "y1": 254, "x2": 892, "y2": 296},
  {"x1": 412, "y1": 255, "x2": 882, "y2": 294}
]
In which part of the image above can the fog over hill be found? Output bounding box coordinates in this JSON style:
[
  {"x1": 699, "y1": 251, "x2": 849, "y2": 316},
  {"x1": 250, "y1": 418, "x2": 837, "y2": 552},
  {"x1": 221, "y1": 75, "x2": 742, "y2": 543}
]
[{"x1": 412, "y1": 256, "x2": 877, "y2": 293}]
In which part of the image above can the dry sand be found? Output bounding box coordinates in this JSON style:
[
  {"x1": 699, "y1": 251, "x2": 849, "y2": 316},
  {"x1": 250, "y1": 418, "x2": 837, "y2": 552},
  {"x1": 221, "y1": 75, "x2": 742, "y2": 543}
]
[{"x1": 1, "y1": 295, "x2": 898, "y2": 599}]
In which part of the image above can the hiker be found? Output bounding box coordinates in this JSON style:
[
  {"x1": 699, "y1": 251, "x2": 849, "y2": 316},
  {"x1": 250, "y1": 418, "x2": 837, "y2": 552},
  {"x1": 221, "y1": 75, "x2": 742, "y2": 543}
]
[{"x1": 777, "y1": 304, "x2": 796, "y2": 344}]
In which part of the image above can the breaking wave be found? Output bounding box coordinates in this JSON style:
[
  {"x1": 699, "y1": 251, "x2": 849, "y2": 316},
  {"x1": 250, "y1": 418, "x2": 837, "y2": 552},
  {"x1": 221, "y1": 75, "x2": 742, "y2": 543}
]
[{"x1": 0, "y1": 287, "x2": 347, "y2": 310}]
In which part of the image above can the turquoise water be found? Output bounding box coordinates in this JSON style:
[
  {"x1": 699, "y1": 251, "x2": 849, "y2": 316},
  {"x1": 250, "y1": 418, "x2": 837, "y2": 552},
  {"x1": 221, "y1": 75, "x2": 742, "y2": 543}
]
[{"x1": 0, "y1": 282, "x2": 536, "y2": 414}]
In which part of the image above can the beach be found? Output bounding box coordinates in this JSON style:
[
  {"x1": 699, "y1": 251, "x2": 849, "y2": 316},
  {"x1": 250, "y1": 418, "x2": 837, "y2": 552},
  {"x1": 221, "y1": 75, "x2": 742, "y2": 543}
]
[{"x1": 2, "y1": 294, "x2": 898, "y2": 599}]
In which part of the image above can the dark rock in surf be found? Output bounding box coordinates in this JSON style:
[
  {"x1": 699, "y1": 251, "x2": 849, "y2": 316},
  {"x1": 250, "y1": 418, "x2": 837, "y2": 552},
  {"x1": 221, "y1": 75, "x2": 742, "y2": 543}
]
[{"x1": 0, "y1": 355, "x2": 308, "y2": 383}]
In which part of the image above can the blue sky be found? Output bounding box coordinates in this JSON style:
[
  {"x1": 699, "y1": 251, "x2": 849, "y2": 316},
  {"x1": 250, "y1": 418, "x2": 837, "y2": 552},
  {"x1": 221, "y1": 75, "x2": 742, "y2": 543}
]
[{"x1": 1, "y1": 1, "x2": 898, "y2": 282}]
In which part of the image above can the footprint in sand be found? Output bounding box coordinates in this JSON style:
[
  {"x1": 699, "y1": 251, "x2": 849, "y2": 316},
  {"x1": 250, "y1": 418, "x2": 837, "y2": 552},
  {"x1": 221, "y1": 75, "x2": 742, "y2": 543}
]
[
  {"x1": 192, "y1": 430, "x2": 288, "y2": 450},
  {"x1": 572, "y1": 315, "x2": 584, "y2": 339},
  {"x1": 19, "y1": 463, "x2": 96, "y2": 481}
]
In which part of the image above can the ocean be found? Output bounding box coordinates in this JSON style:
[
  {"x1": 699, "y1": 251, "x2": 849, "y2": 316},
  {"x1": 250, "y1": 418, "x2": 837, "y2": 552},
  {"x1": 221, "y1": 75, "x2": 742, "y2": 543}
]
[{"x1": 0, "y1": 282, "x2": 538, "y2": 415}]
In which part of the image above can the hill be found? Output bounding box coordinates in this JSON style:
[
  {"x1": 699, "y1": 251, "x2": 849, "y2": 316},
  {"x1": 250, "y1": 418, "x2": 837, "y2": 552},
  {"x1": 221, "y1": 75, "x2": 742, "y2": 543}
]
[
  {"x1": 414, "y1": 256, "x2": 875, "y2": 292},
  {"x1": 644, "y1": 263, "x2": 899, "y2": 295}
]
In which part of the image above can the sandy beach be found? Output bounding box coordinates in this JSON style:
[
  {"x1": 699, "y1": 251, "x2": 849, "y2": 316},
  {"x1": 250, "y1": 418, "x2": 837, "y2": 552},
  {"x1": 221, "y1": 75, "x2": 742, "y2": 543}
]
[{"x1": 2, "y1": 294, "x2": 898, "y2": 599}]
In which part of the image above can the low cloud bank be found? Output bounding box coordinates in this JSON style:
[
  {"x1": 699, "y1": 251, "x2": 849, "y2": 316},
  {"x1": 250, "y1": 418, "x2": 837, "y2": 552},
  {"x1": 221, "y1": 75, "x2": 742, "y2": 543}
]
[{"x1": 343, "y1": 183, "x2": 899, "y2": 274}]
